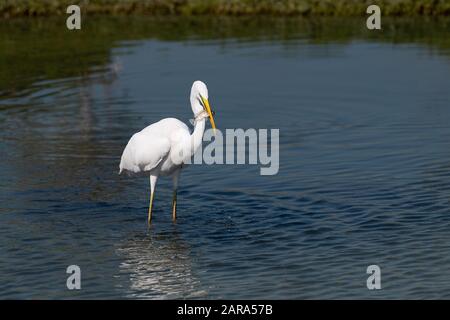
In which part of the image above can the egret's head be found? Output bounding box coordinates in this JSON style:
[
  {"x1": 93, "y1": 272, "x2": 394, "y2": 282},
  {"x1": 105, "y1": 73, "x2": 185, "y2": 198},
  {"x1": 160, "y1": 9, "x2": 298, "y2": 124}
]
[{"x1": 190, "y1": 80, "x2": 216, "y2": 132}]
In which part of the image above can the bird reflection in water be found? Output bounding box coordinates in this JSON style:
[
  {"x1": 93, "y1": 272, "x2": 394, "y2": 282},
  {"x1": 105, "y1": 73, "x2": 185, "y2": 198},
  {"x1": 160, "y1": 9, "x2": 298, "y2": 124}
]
[{"x1": 116, "y1": 227, "x2": 207, "y2": 299}]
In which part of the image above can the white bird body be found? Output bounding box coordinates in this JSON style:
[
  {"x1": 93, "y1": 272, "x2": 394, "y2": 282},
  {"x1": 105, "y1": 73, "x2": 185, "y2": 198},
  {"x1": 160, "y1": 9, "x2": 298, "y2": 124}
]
[
  {"x1": 119, "y1": 81, "x2": 216, "y2": 223},
  {"x1": 119, "y1": 118, "x2": 191, "y2": 176}
]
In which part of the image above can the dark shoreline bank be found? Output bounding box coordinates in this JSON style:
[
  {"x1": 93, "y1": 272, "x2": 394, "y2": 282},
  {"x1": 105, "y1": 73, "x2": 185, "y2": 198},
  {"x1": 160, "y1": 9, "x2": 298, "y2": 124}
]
[{"x1": 1, "y1": 0, "x2": 450, "y2": 18}]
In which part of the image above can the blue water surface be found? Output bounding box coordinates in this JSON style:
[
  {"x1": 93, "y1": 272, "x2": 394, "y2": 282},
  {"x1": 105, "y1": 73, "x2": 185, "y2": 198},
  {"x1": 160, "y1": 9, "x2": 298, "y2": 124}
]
[{"x1": 1, "y1": 18, "x2": 450, "y2": 299}]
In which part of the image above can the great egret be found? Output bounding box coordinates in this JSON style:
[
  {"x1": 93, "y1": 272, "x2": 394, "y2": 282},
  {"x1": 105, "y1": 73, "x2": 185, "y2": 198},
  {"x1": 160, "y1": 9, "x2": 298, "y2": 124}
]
[{"x1": 119, "y1": 81, "x2": 216, "y2": 224}]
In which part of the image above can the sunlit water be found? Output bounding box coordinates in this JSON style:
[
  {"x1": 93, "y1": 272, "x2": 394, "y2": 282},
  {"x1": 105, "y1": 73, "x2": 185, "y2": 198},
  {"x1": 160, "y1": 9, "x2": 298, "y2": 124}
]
[{"x1": 1, "y1": 17, "x2": 450, "y2": 299}]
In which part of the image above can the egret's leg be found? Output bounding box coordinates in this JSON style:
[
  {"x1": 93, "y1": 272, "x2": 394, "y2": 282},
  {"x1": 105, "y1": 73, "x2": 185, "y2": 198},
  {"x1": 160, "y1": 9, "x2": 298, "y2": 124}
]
[
  {"x1": 172, "y1": 170, "x2": 180, "y2": 221},
  {"x1": 172, "y1": 190, "x2": 177, "y2": 221},
  {"x1": 148, "y1": 193, "x2": 154, "y2": 225},
  {"x1": 148, "y1": 175, "x2": 158, "y2": 224}
]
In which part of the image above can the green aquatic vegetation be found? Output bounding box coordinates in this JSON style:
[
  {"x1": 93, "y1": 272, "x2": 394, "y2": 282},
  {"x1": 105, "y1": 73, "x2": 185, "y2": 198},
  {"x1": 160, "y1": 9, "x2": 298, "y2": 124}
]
[{"x1": 1, "y1": 0, "x2": 450, "y2": 18}]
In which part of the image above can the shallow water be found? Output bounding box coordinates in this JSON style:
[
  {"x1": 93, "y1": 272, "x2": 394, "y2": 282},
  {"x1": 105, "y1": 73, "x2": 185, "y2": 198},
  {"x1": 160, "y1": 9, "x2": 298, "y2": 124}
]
[{"x1": 1, "y1": 16, "x2": 450, "y2": 299}]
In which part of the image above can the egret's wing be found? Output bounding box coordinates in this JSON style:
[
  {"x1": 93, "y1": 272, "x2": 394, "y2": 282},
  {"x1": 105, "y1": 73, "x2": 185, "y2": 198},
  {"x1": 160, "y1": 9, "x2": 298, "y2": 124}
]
[
  {"x1": 119, "y1": 132, "x2": 171, "y2": 174},
  {"x1": 136, "y1": 133, "x2": 171, "y2": 171}
]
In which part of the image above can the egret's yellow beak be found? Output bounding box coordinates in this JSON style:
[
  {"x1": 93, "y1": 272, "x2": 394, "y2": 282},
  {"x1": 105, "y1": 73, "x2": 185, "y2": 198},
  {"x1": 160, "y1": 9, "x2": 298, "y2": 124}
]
[{"x1": 201, "y1": 95, "x2": 216, "y2": 134}]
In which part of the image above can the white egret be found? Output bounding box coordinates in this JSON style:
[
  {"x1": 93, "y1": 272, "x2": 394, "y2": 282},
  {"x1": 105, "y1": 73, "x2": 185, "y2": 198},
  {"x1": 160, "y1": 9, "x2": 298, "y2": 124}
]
[{"x1": 119, "y1": 81, "x2": 216, "y2": 224}]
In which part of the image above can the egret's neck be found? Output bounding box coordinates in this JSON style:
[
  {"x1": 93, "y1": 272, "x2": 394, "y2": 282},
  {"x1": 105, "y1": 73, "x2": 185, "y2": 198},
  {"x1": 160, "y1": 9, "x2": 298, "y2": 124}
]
[{"x1": 191, "y1": 117, "x2": 206, "y2": 155}]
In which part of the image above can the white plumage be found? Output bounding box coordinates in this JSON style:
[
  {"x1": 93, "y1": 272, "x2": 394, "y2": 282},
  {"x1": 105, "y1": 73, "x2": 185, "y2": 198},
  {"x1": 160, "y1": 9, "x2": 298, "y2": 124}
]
[
  {"x1": 119, "y1": 81, "x2": 216, "y2": 224},
  {"x1": 119, "y1": 118, "x2": 188, "y2": 175}
]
